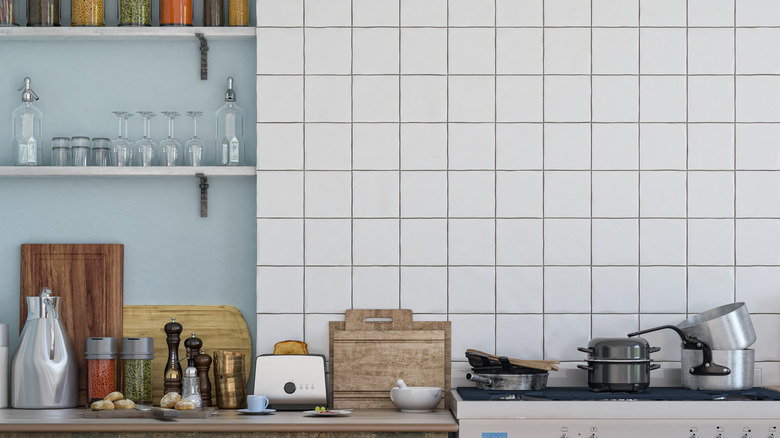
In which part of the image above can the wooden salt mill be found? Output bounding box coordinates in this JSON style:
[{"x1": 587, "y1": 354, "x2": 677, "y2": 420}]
[
  {"x1": 184, "y1": 333, "x2": 202, "y2": 368},
  {"x1": 163, "y1": 318, "x2": 183, "y2": 395},
  {"x1": 194, "y1": 352, "x2": 213, "y2": 407}
]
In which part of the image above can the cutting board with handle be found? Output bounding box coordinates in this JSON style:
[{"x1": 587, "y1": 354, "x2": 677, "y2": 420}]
[
  {"x1": 20, "y1": 243, "x2": 124, "y2": 407},
  {"x1": 329, "y1": 309, "x2": 451, "y2": 410},
  {"x1": 122, "y1": 305, "x2": 252, "y2": 405}
]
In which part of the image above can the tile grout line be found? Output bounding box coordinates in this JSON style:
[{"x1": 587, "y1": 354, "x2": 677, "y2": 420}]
[
  {"x1": 732, "y1": 0, "x2": 738, "y2": 305},
  {"x1": 301, "y1": 0, "x2": 307, "y2": 346},
  {"x1": 540, "y1": 0, "x2": 546, "y2": 361},
  {"x1": 398, "y1": 0, "x2": 402, "y2": 310},
  {"x1": 493, "y1": 0, "x2": 498, "y2": 354}
]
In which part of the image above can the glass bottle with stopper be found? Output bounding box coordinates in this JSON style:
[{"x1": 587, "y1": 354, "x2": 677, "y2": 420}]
[
  {"x1": 12, "y1": 77, "x2": 43, "y2": 166},
  {"x1": 163, "y1": 318, "x2": 183, "y2": 395},
  {"x1": 215, "y1": 77, "x2": 245, "y2": 166}
]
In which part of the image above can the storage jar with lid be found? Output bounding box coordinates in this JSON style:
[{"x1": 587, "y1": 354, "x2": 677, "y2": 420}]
[
  {"x1": 227, "y1": 0, "x2": 247, "y2": 26},
  {"x1": 121, "y1": 337, "x2": 153, "y2": 404},
  {"x1": 71, "y1": 0, "x2": 103, "y2": 26},
  {"x1": 91, "y1": 137, "x2": 110, "y2": 166},
  {"x1": 51, "y1": 137, "x2": 70, "y2": 166},
  {"x1": 203, "y1": 0, "x2": 223, "y2": 26},
  {"x1": 118, "y1": 0, "x2": 151, "y2": 25},
  {"x1": 85, "y1": 337, "x2": 117, "y2": 406},
  {"x1": 160, "y1": 0, "x2": 192, "y2": 26},
  {"x1": 0, "y1": 0, "x2": 17, "y2": 25},
  {"x1": 27, "y1": 0, "x2": 59, "y2": 26}
]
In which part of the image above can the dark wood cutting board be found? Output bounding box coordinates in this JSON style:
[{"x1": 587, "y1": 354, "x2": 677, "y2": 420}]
[{"x1": 20, "y1": 243, "x2": 124, "y2": 407}]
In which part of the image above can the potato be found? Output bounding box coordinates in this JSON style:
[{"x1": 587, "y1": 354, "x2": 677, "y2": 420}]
[
  {"x1": 104, "y1": 391, "x2": 124, "y2": 402},
  {"x1": 160, "y1": 392, "x2": 181, "y2": 408},
  {"x1": 114, "y1": 399, "x2": 135, "y2": 409},
  {"x1": 174, "y1": 400, "x2": 197, "y2": 410},
  {"x1": 90, "y1": 400, "x2": 115, "y2": 410}
]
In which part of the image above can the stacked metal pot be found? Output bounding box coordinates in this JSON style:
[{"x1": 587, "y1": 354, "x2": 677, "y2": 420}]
[
  {"x1": 629, "y1": 303, "x2": 756, "y2": 391},
  {"x1": 577, "y1": 337, "x2": 660, "y2": 392}
]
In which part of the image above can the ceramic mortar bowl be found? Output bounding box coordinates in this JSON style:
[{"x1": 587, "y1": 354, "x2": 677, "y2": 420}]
[{"x1": 389, "y1": 386, "x2": 442, "y2": 412}]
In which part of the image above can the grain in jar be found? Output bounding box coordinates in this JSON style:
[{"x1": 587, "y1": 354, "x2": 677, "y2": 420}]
[
  {"x1": 203, "y1": 0, "x2": 222, "y2": 26},
  {"x1": 27, "y1": 0, "x2": 59, "y2": 26},
  {"x1": 71, "y1": 0, "x2": 104, "y2": 26},
  {"x1": 118, "y1": 0, "x2": 151, "y2": 26},
  {"x1": 160, "y1": 0, "x2": 191, "y2": 25},
  {"x1": 0, "y1": 0, "x2": 16, "y2": 25},
  {"x1": 85, "y1": 337, "x2": 117, "y2": 406},
  {"x1": 227, "y1": 0, "x2": 247, "y2": 26},
  {"x1": 121, "y1": 337, "x2": 153, "y2": 405}
]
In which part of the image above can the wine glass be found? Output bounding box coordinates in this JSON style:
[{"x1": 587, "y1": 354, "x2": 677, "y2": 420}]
[
  {"x1": 158, "y1": 111, "x2": 183, "y2": 167},
  {"x1": 123, "y1": 112, "x2": 135, "y2": 165},
  {"x1": 134, "y1": 111, "x2": 157, "y2": 167},
  {"x1": 110, "y1": 111, "x2": 132, "y2": 166},
  {"x1": 184, "y1": 111, "x2": 205, "y2": 166}
]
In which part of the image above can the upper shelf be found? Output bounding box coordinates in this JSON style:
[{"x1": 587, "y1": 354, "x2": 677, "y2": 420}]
[
  {"x1": 0, "y1": 166, "x2": 256, "y2": 177},
  {"x1": 0, "y1": 26, "x2": 256, "y2": 40}
]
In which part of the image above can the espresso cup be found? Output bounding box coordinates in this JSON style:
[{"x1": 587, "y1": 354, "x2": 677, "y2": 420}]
[{"x1": 247, "y1": 394, "x2": 269, "y2": 412}]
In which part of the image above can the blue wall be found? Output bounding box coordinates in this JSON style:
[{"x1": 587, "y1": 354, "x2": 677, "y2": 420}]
[{"x1": 0, "y1": 38, "x2": 257, "y2": 365}]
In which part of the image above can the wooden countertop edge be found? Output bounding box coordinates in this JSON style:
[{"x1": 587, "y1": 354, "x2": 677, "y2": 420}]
[{"x1": 0, "y1": 424, "x2": 459, "y2": 433}]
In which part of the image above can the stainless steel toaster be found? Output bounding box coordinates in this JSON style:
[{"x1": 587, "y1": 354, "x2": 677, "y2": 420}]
[{"x1": 252, "y1": 354, "x2": 327, "y2": 410}]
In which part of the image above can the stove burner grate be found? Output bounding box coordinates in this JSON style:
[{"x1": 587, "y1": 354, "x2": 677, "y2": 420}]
[{"x1": 457, "y1": 386, "x2": 780, "y2": 402}]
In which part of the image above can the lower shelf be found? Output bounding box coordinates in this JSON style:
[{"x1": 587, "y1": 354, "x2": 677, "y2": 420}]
[{"x1": 0, "y1": 166, "x2": 256, "y2": 177}]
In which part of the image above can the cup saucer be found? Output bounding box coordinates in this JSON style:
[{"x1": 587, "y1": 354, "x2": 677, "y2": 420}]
[{"x1": 237, "y1": 408, "x2": 276, "y2": 415}]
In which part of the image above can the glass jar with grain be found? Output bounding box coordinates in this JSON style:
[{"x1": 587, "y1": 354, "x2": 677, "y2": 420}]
[
  {"x1": 27, "y1": 0, "x2": 59, "y2": 26},
  {"x1": 118, "y1": 0, "x2": 151, "y2": 25},
  {"x1": 203, "y1": 0, "x2": 223, "y2": 26},
  {"x1": 227, "y1": 0, "x2": 247, "y2": 26},
  {"x1": 0, "y1": 0, "x2": 17, "y2": 25},
  {"x1": 85, "y1": 337, "x2": 117, "y2": 406},
  {"x1": 160, "y1": 0, "x2": 192, "y2": 26},
  {"x1": 121, "y1": 337, "x2": 154, "y2": 405},
  {"x1": 71, "y1": 0, "x2": 104, "y2": 26}
]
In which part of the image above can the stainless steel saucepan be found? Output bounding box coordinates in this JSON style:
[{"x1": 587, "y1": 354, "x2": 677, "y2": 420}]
[{"x1": 677, "y1": 302, "x2": 756, "y2": 350}]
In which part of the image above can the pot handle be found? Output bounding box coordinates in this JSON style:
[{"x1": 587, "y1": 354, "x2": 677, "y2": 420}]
[
  {"x1": 628, "y1": 325, "x2": 730, "y2": 377},
  {"x1": 577, "y1": 347, "x2": 593, "y2": 354},
  {"x1": 648, "y1": 363, "x2": 661, "y2": 371},
  {"x1": 465, "y1": 373, "x2": 492, "y2": 386},
  {"x1": 576, "y1": 364, "x2": 593, "y2": 371},
  {"x1": 648, "y1": 347, "x2": 661, "y2": 353}
]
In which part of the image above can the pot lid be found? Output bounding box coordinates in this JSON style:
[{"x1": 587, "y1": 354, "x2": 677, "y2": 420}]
[{"x1": 583, "y1": 337, "x2": 657, "y2": 360}]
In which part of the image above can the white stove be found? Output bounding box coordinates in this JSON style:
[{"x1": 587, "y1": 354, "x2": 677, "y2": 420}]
[{"x1": 451, "y1": 363, "x2": 780, "y2": 438}]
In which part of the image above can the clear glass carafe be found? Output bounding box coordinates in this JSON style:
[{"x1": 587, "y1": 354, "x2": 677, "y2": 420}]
[
  {"x1": 215, "y1": 77, "x2": 245, "y2": 166},
  {"x1": 184, "y1": 111, "x2": 204, "y2": 166},
  {"x1": 158, "y1": 111, "x2": 183, "y2": 166},
  {"x1": 134, "y1": 111, "x2": 156, "y2": 167}
]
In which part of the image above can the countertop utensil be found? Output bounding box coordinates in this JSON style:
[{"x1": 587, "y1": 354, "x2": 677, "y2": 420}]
[{"x1": 465, "y1": 349, "x2": 560, "y2": 371}]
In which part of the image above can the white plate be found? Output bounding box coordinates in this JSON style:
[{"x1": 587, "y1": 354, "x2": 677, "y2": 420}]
[
  {"x1": 302, "y1": 409, "x2": 352, "y2": 417},
  {"x1": 237, "y1": 408, "x2": 276, "y2": 415}
]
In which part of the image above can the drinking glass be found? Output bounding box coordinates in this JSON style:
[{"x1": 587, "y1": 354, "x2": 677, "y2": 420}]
[
  {"x1": 110, "y1": 111, "x2": 132, "y2": 166},
  {"x1": 51, "y1": 137, "x2": 70, "y2": 166},
  {"x1": 123, "y1": 112, "x2": 135, "y2": 164},
  {"x1": 134, "y1": 111, "x2": 156, "y2": 167},
  {"x1": 158, "y1": 111, "x2": 183, "y2": 166},
  {"x1": 184, "y1": 111, "x2": 204, "y2": 166}
]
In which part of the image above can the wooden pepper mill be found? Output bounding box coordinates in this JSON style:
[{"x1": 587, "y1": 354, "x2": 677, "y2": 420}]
[
  {"x1": 194, "y1": 352, "x2": 213, "y2": 407},
  {"x1": 184, "y1": 333, "x2": 202, "y2": 368},
  {"x1": 163, "y1": 318, "x2": 183, "y2": 395}
]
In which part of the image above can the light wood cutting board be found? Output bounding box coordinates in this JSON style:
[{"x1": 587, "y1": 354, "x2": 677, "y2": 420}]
[
  {"x1": 123, "y1": 305, "x2": 252, "y2": 405},
  {"x1": 329, "y1": 309, "x2": 451, "y2": 410},
  {"x1": 20, "y1": 243, "x2": 124, "y2": 407}
]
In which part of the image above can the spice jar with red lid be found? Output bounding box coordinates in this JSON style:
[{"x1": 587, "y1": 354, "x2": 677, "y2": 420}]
[{"x1": 85, "y1": 337, "x2": 117, "y2": 406}]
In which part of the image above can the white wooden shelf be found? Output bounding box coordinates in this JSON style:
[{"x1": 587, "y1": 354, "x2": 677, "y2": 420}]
[
  {"x1": 0, "y1": 166, "x2": 256, "y2": 177},
  {"x1": 0, "y1": 26, "x2": 256, "y2": 40}
]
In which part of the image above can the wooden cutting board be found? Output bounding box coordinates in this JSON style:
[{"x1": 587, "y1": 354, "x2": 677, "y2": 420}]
[
  {"x1": 123, "y1": 305, "x2": 252, "y2": 405},
  {"x1": 20, "y1": 243, "x2": 124, "y2": 407},
  {"x1": 329, "y1": 309, "x2": 451, "y2": 410}
]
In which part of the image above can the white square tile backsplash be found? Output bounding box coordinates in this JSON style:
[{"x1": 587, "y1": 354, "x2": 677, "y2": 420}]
[{"x1": 256, "y1": 0, "x2": 780, "y2": 384}]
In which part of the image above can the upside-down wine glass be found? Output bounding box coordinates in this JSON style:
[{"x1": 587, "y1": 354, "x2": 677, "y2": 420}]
[
  {"x1": 110, "y1": 111, "x2": 132, "y2": 166},
  {"x1": 158, "y1": 111, "x2": 183, "y2": 166},
  {"x1": 184, "y1": 111, "x2": 204, "y2": 166},
  {"x1": 134, "y1": 111, "x2": 157, "y2": 167}
]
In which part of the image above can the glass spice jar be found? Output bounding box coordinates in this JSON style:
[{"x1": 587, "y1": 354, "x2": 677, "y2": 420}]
[
  {"x1": 27, "y1": 0, "x2": 59, "y2": 26},
  {"x1": 227, "y1": 0, "x2": 247, "y2": 26},
  {"x1": 118, "y1": 0, "x2": 151, "y2": 25},
  {"x1": 85, "y1": 337, "x2": 117, "y2": 406},
  {"x1": 160, "y1": 0, "x2": 192, "y2": 26},
  {"x1": 202, "y1": 0, "x2": 222, "y2": 26},
  {"x1": 0, "y1": 0, "x2": 17, "y2": 25},
  {"x1": 71, "y1": 0, "x2": 104, "y2": 26},
  {"x1": 121, "y1": 337, "x2": 154, "y2": 405}
]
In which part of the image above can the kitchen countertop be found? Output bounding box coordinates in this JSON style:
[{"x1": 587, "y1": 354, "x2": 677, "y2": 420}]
[{"x1": 0, "y1": 408, "x2": 458, "y2": 434}]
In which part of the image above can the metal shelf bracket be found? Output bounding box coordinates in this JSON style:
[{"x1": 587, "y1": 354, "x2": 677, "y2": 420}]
[
  {"x1": 196, "y1": 32, "x2": 209, "y2": 80},
  {"x1": 196, "y1": 173, "x2": 209, "y2": 217}
]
